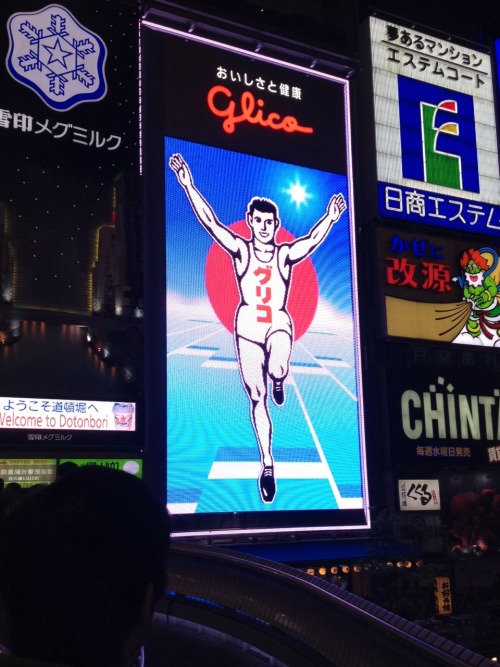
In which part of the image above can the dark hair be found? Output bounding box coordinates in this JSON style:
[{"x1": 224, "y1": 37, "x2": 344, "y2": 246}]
[
  {"x1": 55, "y1": 460, "x2": 79, "y2": 479},
  {"x1": 0, "y1": 466, "x2": 169, "y2": 667},
  {"x1": 246, "y1": 197, "x2": 279, "y2": 220}
]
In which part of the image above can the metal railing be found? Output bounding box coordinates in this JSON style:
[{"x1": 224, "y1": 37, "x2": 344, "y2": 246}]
[{"x1": 161, "y1": 541, "x2": 493, "y2": 667}]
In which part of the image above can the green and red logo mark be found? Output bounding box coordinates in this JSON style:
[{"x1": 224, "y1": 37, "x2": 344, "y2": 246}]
[{"x1": 398, "y1": 76, "x2": 479, "y2": 193}]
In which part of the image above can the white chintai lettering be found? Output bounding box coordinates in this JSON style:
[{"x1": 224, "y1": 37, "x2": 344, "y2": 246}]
[
  {"x1": 401, "y1": 390, "x2": 422, "y2": 439},
  {"x1": 458, "y1": 394, "x2": 479, "y2": 440},
  {"x1": 479, "y1": 396, "x2": 496, "y2": 440},
  {"x1": 400, "y1": 378, "x2": 500, "y2": 441},
  {"x1": 447, "y1": 391, "x2": 457, "y2": 438},
  {"x1": 423, "y1": 383, "x2": 446, "y2": 438}
]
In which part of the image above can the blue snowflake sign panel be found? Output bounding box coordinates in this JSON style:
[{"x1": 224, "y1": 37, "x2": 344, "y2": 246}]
[{"x1": 6, "y1": 4, "x2": 107, "y2": 111}]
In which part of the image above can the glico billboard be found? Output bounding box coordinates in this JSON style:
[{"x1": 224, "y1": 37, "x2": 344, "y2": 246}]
[
  {"x1": 368, "y1": 17, "x2": 500, "y2": 237},
  {"x1": 141, "y1": 16, "x2": 369, "y2": 537}
]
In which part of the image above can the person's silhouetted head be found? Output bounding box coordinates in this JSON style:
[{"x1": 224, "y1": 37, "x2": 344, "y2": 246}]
[
  {"x1": 55, "y1": 460, "x2": 79, "y2": 480},
  {"x1": 0, "y1": 466, "x2": 169, "y2": 667}
]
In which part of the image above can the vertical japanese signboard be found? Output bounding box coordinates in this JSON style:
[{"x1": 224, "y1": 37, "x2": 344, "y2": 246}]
[
  {"x1": 142, "y1": 18, "x2": 369, "y2": 536},
  {"x1": 0, "y1": 2, "x2": 142, "y2": 449},
  {"x1": 434, "y1": 576, "x2": 452, "y2": 615},
  {"x1": 368, "y1": 17, "x2": 500, "y2": 237}
]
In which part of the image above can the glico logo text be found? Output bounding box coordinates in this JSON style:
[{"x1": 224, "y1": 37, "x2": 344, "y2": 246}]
[{"x1": 207, "y1": 85, "x2": 314, "y2": 136}]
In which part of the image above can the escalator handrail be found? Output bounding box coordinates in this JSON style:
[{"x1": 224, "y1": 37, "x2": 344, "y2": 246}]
[{"x1": 166, "y1": 541, "x2": 493, "y2": 667}]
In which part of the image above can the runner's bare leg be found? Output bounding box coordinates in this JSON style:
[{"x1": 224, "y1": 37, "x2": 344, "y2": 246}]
[
  {"x1": 236, "y1": 336, "x2": 273, "y2": 467},
  {"x1": 267, "y1": 330, "x2": 292, "y2": 406}
]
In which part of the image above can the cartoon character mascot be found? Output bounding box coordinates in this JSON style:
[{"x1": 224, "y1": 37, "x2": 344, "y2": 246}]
[{"x1": 453, "y1": 247, "x2": 500, "y2": 340}]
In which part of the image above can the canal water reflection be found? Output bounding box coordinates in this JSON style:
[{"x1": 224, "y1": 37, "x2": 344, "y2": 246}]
[{"x1": 0, "y1": 320, "x2": 136, "y2": 398}]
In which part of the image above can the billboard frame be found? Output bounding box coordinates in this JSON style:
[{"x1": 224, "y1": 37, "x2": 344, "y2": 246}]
[{"x1": 141, "y1": 9, "x2": 370, "y2": 540}]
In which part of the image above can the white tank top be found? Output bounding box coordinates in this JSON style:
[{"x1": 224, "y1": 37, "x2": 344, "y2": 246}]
[{"x1": 235, "y1": 243, "x2": 292, "y2": 344}]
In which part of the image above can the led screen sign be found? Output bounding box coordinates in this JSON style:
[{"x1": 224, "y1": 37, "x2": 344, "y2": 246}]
[
  {"x1": 387, "y1": 370, "x2": 500, "y2": 471},
  {"x1": 0, "y1": 2, "x2": 142, "y2": 450},
  {"x1": 369, "y1": 17, "x2": 500, "y2": 236},
  {"x1": 0, "y1": 456, "x2": 142, "y2": 488},
  {"x1": 377, "y1": 224, "x2": 500, "y2": 346},
  {"x1": 59, "y1": 457, "x2": 143, "y2": 477},
  {"x1": 0, "y1": 457, "x2": 57, "y2": 486},
  {"x1": 141, "y1": 19, "x2": 369, "y2": 537},
  {"x1": 0, "y1": 398, "x2": 135, "y2": 431}
]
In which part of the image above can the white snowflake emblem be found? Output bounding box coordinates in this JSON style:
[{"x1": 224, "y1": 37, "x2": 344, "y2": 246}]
[{"x1": 6, "y1": 4, "x2": 108, "y2": 112}]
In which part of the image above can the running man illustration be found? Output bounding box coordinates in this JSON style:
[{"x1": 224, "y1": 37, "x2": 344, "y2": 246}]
[{"x1": 169, "y1": 153, "x2": 346, "y2": 503}]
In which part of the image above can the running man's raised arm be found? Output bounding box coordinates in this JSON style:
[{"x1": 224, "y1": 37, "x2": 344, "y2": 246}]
[
  {"x1": 287, "y1": 193, "x2": 346, "y2": 264},
  {"x1": 169, "y1": 153, "x2": 241, "y2": 255}
]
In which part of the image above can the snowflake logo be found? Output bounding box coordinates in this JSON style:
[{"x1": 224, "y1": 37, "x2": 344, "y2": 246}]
[{"x1": 6, "y1": 4, "x2": 107, "y2": 112}]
